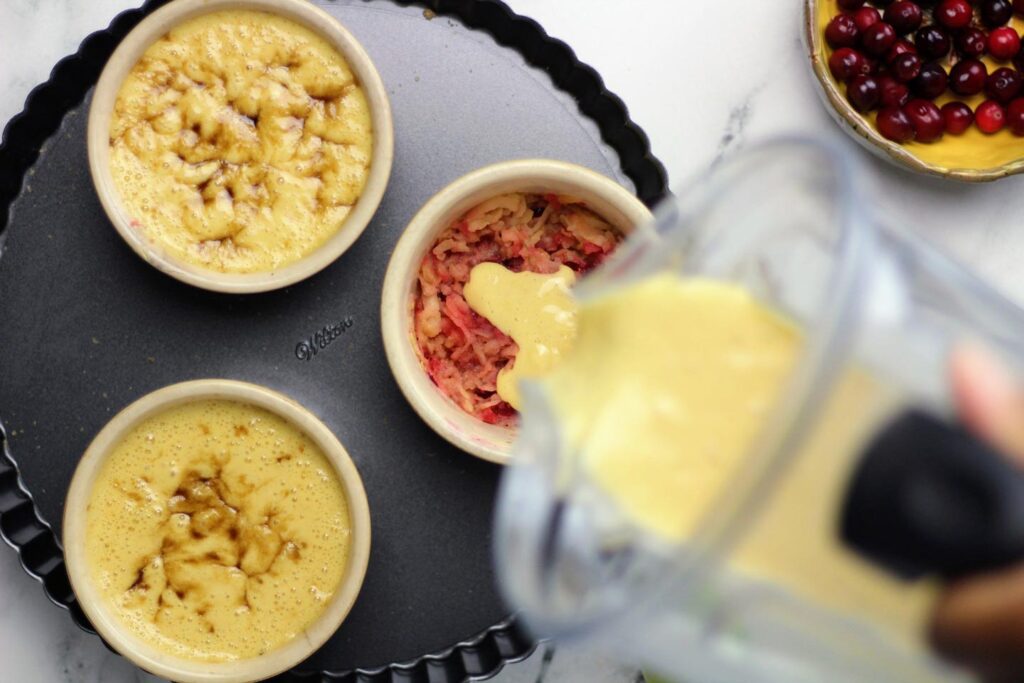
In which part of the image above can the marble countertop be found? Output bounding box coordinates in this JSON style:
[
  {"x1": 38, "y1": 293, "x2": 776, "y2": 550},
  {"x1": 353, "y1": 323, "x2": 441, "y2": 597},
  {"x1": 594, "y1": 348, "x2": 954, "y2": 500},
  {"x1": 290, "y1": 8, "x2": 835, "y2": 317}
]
[{"x1": 5, "y1": 0, "x2": 1024, "y2": 681}]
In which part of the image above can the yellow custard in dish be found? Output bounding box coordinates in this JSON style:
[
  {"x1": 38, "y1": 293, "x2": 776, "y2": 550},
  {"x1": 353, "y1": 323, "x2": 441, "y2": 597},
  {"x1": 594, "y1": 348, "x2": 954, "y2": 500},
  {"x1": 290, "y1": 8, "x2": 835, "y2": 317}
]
[
  {"x1": 109, "y1": 10, "x2": 373, "y2": 273},
  {"x1": 464, "y1": 263, "x2": 578, "y2": 410},
  {"x1": 84, "y1": 399, "x2": 350, "y2": 662},
  {"x1": 544, "y1": 274, "x2": 935, "y2": 641},
  {"x1": 817, "y1": 0, "x2": 1024, "y2": 171}
]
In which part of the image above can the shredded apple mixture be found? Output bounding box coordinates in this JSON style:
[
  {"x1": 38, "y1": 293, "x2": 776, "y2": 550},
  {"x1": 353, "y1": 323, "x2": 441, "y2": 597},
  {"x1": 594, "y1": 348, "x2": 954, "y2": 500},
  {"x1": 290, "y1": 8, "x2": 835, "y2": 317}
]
[{"x1": 414, "y1": 192, "x2": 622, "y2": 425}]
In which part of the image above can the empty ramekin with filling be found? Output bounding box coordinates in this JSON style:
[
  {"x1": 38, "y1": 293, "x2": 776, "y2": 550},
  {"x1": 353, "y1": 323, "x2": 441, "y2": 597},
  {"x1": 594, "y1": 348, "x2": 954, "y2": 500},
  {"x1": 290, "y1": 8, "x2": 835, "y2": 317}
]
[
  {"x1": 381, "y1": 160, "x2": 653, "y2": 464},
  {"x1": 88, "y1": 0, "x2": 393, "y2": 293},
  {"x1": 63, "y1": 379, "x2": 371, "y2": 683}
]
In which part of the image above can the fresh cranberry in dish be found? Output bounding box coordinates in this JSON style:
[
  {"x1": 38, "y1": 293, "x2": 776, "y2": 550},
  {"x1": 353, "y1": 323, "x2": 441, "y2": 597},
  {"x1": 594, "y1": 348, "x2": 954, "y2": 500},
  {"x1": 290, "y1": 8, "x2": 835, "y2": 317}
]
[
  {"x1": 956, "y1": 27, "x2": 989, "y2": 57},
  {"x1": 989, "y1": 26, "x2": 1022, "y2": 59},
  {"x1": 903, "y1": 99, "x2": 945, "y2": 141},
  {"x1": 936, "y1": 0, "x2": 975, "y2": 29},
  {"x1": 1014, "y1": 0, "x2": 1024, "y2": 15},
  {"x1": 941, "y1": 101, "x2": 975, "y2": 134},
  {"x1": 976, "y1": 99, "x2": 1008, "y2": 132},
  {"x1": 911, "y1": 62, "x2": 949, "y2": 98},
  {"x1": 986, "y1": 66, "x2": 1023, "y2": 102},
  {"x1": 885, "y1": 1, "x2": 925, "y2": 34},
  {"x1": 830, "y1": 47, "x2": 872, "y2": 81},
  {"x1": 862, "y1": 22, "x2": 899, "y2": 55},
  {"x1": 879, "y1": 75, "x2": 912, "y2": 106},
  {"x1": 839, "y1": 0, "x2": 866, "y2": 8},
  {"x1": 892, "y1": 52, "x2": 923, "y2": 81},
  {"x1": 876, "y1": 106, "x2": 917, "y2": 141},
  {"x1": 915, "y1": 24, "x2": 952, "y2": 60},
  {"x1": 826, "y1": 14, "x2": 861, "y2": 48},
  {"x1": 949, "y1": 58, "x2": 989, "y2": 95},
  {"x1": 887, "y1": 37, "x2": 918, "y2": 61},
  {"x1": 1007, "y1": 97, "x2": 1024, "y2": 133},
  {"x1": 981, "y1": 0, "x2": 1014, "y2": 26},
  {"x1": 854, "y1": 6, "x2": 884, "y2": 31},
  {"x1": 848, "y1": 74, "x2": 882, "y2": 111}
]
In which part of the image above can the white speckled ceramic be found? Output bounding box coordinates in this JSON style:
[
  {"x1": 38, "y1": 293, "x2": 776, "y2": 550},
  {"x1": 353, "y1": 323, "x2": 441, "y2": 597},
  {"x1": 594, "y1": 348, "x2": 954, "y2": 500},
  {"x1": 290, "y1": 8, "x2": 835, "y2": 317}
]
[
  {"x1": 63, "y1": 379, "x2": 371, "y2": 683},
  {"x1": 87, "y1": 0, "x2": 394, "y2": 293},
  {"x1": 380, "y1": 159, "x2": 652, "y2": 464}
]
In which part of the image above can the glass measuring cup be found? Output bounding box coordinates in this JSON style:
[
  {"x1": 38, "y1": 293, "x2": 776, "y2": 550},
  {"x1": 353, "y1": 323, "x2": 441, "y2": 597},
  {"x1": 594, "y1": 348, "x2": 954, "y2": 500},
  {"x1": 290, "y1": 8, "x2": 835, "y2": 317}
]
[{"x1": 494, "y1": 138, "x2": 1024, "y2": 683}]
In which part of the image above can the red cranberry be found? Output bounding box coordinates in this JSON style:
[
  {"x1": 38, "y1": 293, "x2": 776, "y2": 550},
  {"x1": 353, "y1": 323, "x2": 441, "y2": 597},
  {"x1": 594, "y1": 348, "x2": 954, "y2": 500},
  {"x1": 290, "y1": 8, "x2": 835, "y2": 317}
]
[
  {"x1": 830, "y1": 47, "x2": 872, "y2": 81},
  {"x1": 838, "y1": 0, "x2": 866, "y2": 8},
  {"x1": 941, "y1": 101, "x2": 975, "y2": 134},
  {"x1": 887, "y1": 38, "x2": 918, "y2": 62},
  {"x1": 936, "y1": 0, "x2": 975, "y2": 29},
  {"x1": 915, "y1": 25, "x2": 952, "y2": 60},
  {"x1": 986, "y1": 66, "x2": 1023, "y2": 101},
  {"x1": 1014, "y1": 0, "x2": 1024, "y2": 14},
  {"x1": 1007, "y1": 97, "x2": 1024, "y2": 134},
  {"x1": 862, "y1": 22, "x2": 898, "y2": 55},
  {"x1": 848, "y1": 74, "x2": 882, "y2": 111},
  {"x1": 950, "y1": 58, "x2": 989, "y2": 95},
  {"x1": 957, "y1": 27, "x2": 989, "y2": 57},
  {"x1": 903, "y1": 99, "x2": 945, "y2": 141},
  {"x1": 876, "y1": 106, "x2": 916, "y2": 141},
  {"x1": 989, "y1": 27, "x2": 1022, "y2": 59},
  {"x1": 854, "y1": 6, "x2": 883, "y2": 31},
  {"x1": 892, "y1": 52, "x2": 924, "y2": 81},
  {"x1": 976, "y1": 100, "x2": 1007, "y2": 132},
  {"x1": 885, "y1": 1, "x2": 924, "y2": 34},
  {"x1": 878, "y1": 75, "x2": 912, "y2": 106},
  {"x1": 981, "y1": 0, "x2": 1014, "y2": 26},
  {"x1": 826, "y1": 14, "x2": 861, "y2": 48},
  {"x1": 911, "y1": 62, "x2": 949, "y2": 98}
]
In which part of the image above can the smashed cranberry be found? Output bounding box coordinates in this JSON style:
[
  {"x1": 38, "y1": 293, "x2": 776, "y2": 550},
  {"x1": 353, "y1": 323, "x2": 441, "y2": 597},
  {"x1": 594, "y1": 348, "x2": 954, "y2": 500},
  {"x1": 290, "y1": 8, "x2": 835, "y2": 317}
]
[
  {"x1": 936, "y1": 0, "x2": 975, "y2": 29},
  {"x1": 981, "y1": 0, "x2": 1014, "y2": 26},
  {"x1": 911, "y1": 62, "x2": 949, "y2": 98},
  {"x1": 862, "y1": 22, "x2": 898, "y2": 55},
  {"x1": 976, "y1": 99, "x2": 1008, "y2": 133},
  {"x1": 848, "y1": 75, "x2": 882, "y2": 111},
  {"x1": 941, "y1": 101, "x2": 975, "y2": 134},
  {"x1": 949, "y1": 58, "x2": 989, "y2": 95},
  {"x1": 903, "y1": 99, "x2": 945, "y2": 141},
  {"x1": 878, "y1": 75, "x2": 912, "y2": 107},
  {"x1": 989, "y1": 27, "x2": 1022, "y2": 59},
  {"x1": 885, "y1": 1, "x2": 924, "y2": 34},
  {"x1": 876, "y1": 106, "x2": 916, "y2": 141},
  {"x1": 826, "y1": 14, "x2": 861, "y2": 48},
  {"x1": 830, "y1": 47, "x2": 872, "y2": 81},
  {"x1": 957, "y1": 27, "x2": 989, "y2": 57},
  {"x1": 986, "y1": 66, "x2": 1023, "y2": 102},
  {"x1": 1007, "y1": 98, "x2": 1024, "y2": 134},
  {"x1": 854, "y1": 6, "x2": 883, "y2": 31},
  {"x1": 915, "y1": 25, "x2": 952, "y2": 60}
]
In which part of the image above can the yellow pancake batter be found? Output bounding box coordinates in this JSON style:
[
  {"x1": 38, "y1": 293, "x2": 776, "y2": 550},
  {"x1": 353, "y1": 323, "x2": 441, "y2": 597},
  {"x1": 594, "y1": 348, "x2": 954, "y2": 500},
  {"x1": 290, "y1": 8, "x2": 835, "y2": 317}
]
[
  {"x1": 543, "y1": 273, "x2": 936, "y2": 642},
  {"x1": 109, "y1": 10, "x2": 373, "y2": 273},
  {"x1": 464, "y1": 263, "x2": 577, "y2": 410},
  {"x1": 84, "y1": 399, "x2": 351, "y2": 661}
]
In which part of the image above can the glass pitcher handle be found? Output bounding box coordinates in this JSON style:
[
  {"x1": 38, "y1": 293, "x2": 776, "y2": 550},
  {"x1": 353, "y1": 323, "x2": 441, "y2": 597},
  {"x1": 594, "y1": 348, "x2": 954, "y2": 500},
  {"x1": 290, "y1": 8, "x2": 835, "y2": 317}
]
[{"x1": 841, "y1": 410, "x2": 1024, "y2": 579}]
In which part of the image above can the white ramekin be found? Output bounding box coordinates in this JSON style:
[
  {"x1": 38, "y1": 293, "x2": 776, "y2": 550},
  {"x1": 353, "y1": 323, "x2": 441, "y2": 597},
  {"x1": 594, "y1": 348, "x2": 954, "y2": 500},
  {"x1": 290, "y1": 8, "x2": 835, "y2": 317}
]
[
  {"x1": 380, "y1": 159, "x2": 653, "y2": 464},
  {"x1": 87, "y1": 0, "x2": 394, "y2": 293},
  {"x1": 63, "y1": 379, "x2": 371, "y2": 683}
]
